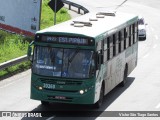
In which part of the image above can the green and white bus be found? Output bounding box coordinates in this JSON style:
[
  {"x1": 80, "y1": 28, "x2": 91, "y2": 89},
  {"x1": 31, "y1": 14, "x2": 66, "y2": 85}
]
[{"x1": 28, "y1": 11, "x2": 138, "y2": 108}]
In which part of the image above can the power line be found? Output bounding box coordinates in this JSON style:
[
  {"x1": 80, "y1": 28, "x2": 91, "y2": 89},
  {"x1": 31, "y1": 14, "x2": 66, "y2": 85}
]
[{"x1": 115, "y1": 0, "x2": 128, "y2": 12}]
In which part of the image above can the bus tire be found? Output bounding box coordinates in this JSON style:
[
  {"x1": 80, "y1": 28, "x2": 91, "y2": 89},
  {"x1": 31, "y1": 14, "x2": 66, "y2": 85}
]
[
  {"x1": 120, "y1": 66, "x2": 128, "y2": 87},
  {"x1": 41, "y1": 101, "x2": 49, "y2": 105},
  {"x1": 94, "y1": 83, "x2": 104, "y2": 109}
]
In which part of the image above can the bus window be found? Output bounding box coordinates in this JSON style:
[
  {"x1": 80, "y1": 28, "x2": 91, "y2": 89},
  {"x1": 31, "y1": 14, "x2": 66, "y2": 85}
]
[
  {"x1": 33, "y1": 46, "x2": 63, "y2": 77},
  {"x1": 64, "y1": 49, "x2": 94, "y2": 78},
  {"x1": 131, "y1": 24, "x2": 134, "y2": 45},
  {"x1": 125, "y1": 27, "x2": 129, "y2": 48},
  {"x1": 109, "y1": 36, "x2": 113, "y2": 59},
  {"x1": 115, "y1": 33, "x2": 119, "y2": 55},
  {"x1": 104, "y1": 38, "x2": 107, "y2": 62},
  {"x1": 121, "y1": 30, "x2": 124, "y2": 52},
  {"x1": 33, "y1": 46, "x2": 95, "y2": 78},
  {"x1": 101, "y1": 40, "x2": 104, "y2": 63},
  {"x1": 134, "y1": 22, "x2": 138, "y2": 43},
  {"x1": 129, "y1": 25, "x2": 132, "y2": 46},
  {"x1": 132, "y1": 23, "x2": 135, "y2": 44},
  {"x1": 113, "y1": 34, "x2": 116, "y2": 56},
  {"x1": 118, "y1": 31, "x2": 123, "y2": 53},
  {"x1": 104, "y1": 37, "x2": 107, "y2": 50},
  {"x1": 107, "y1": 37, "x2": 110, "y2": 60},
  {"x1": 124, "y1": 28, "x2": 127, "y2": 49}
]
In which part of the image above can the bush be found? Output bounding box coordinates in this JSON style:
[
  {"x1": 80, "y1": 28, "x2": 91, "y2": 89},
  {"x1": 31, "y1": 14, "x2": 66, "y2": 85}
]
[{"x1": 0, "y1": 30, "x2": 8, "y2": 44}]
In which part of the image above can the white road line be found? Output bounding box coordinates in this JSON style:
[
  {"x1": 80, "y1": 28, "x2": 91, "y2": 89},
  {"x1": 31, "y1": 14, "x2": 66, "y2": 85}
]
[
  {"x1": 155, "y1": 35, "x2": 158, "y2": 40},
  {"x1": 0, "y1": 70, "x2": 30, "y2": 89},
  {"x1": 0, "y1": 78, "x2": 22, "y2": 89},
  {"x1": 0, "y1": 82, "x2": 14, "y2": 89},
  {"x1": 153, "y1": 45, "x2": 157, "y2": 49},
  {"x1": 150, "y1": 27, "x2": 154, "y2": 32},
  {"x1": 46, "y1": 116, "x2": 55, "y2": 120},
  {"x1": 155, "y1": 103, "x2": 160, "y2": 109},
  {"x1": 143, "y1": 54, "x2": 149, "y2": 58},
  {"x1": 0, "y1": 80, "x2": 20, "y2": 89}
]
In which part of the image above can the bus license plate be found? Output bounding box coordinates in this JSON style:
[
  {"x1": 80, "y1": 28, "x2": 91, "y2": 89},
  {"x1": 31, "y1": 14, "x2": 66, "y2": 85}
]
[{"x1": 55, "y1": 96, "x2": 66, "y2": 100}]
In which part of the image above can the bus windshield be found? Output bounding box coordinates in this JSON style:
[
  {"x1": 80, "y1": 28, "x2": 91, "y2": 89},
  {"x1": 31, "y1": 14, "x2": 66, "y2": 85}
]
[{"x1": 33, "y1": 46, "x2": 95, "y2": 78}]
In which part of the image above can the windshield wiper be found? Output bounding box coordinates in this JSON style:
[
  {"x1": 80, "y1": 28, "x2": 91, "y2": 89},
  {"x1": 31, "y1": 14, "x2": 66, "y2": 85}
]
[
  {"x1": 66, "y1": 49, "x2": 80, "y2": 73},
  {"x1": 68, "y1": 49, "x2": 79, "y2": 64}
]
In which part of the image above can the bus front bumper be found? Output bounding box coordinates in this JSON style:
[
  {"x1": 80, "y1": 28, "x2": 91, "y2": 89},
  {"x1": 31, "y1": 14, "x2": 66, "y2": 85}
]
[{"x1": 30, "y1": 85, "x2": 95, "y2": 105}]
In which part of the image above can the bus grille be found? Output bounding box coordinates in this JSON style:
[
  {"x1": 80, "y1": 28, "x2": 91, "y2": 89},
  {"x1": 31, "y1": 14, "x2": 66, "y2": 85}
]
[
  {"x1": 47, "y1": 95, "x2": 73, "y2": 102},
  {"x1": 44, "y1": 88, "x2": 78, "y2": 93},
  {"x1": 40, "y1": 78, "x2": 83, "y2": 86}
]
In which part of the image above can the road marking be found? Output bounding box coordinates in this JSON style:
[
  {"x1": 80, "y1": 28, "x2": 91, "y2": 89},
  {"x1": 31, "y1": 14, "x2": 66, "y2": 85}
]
[
  {"x1": 0, "y1": 78, "x2": 22, "y2": 89},
  {"x1": 0, "y1": 70, "x2": 30, "y2": 89},
  {"x1": 151, "y1": 27, "x2": 154, "y2": 32},
  {"x1": 155, "y1": 103, "x2": 160, "y2": 109},
  {"x1": 155, "y1": 35, "x2": 158, "y2": 40},
  {"x1": 46, "y1": 116, "x2": 55, "y2": 120},
  {"x1": 153, "y1": 45, "x2": 157, "y2": 49},
  {"x1": 0, "y1": 81, "x2": 18, "y2": 89},
  {"x1": 143, "y1": 54, "x2": 149, "y2": 58}
]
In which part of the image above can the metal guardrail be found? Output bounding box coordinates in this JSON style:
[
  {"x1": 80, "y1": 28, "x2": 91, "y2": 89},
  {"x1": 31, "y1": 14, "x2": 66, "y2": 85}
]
[
  {"x1": 62, "y1": 0, "x2": 89, "y2": 14},
  {"x1": 0, "y1": 55, "x2": 28, "y2": 71},
  {"x1": 0, "y1": 0, "x2": 89, "y2": 71}
]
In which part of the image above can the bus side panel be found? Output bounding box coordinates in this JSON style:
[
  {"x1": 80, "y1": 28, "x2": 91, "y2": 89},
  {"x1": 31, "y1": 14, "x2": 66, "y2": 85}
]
[
  {"x1": 132, "y1": 42, "x2": 138, "y2": 70},
  {"x1": 103, "y1": 61, "x2": 112, "y2": 95},
  {"x1": 94, "y1": 66, "x2": 104, "y2": 103},
  {"x1": 125, "y1": 42, "x2": 138, "y2": 76},
  {"x1": 103, "y1": 52, "x2": 126, "y2": 95}
]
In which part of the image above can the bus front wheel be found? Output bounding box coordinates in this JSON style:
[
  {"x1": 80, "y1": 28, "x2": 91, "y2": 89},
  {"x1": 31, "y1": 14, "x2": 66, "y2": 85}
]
[{"x1": 41, "y1": 101, "x2": 49, "y2": 105}]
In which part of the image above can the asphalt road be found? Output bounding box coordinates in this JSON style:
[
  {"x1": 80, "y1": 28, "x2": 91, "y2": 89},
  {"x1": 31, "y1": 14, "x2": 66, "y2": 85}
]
[{"x1": 0, "y1": 0, "x2": 160, "y2": 120}]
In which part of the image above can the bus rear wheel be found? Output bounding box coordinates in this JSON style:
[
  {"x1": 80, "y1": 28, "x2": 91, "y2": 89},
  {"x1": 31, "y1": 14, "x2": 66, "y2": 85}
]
[
  {"x1": 94, "y1": 84, "x2": 104, "y2": 109},
  {"x1": 120, "y1": 66, "x2": 128, "y2": 87},
  {"x1": 41, "y1": 101, "x2": 49, "y2": 105}
]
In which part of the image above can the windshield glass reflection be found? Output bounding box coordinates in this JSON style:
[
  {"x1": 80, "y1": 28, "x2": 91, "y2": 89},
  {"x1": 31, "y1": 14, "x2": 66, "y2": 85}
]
[{"x1": 33, "y1": 46, "x2": 95, "y2": 78}]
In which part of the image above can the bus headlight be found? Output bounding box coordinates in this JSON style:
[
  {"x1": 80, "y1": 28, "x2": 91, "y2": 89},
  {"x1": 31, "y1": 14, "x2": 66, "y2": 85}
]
[
  {"x1": 38, "y1": 86, "x2": 43, "y2": 90},
  {"x1": 79, "y1": 90, "x2": 84, "y2": 94}
]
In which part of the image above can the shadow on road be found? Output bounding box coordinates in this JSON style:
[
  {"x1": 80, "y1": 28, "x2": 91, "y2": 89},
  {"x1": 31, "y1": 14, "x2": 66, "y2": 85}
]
[{"x1": 22, "y1": 77, "x2": 135, "y2": 120}]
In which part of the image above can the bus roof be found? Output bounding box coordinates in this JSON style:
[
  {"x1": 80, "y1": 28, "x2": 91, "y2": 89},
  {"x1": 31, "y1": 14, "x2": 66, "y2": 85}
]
[{"x1": 37, "y1": 12, "x2": 138, "y2": 38}]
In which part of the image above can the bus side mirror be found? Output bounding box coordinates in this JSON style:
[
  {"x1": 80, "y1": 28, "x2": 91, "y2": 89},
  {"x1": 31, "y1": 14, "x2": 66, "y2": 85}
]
[
  {"x1": 96, "y1": 50, "x2": 103, "y2": 70},
  {"x1": 27, "y1": 41, "x2": 34, "y2": 61},
  {"x1": 27, "y1": 46, "x2": 32, "y2": 60}
]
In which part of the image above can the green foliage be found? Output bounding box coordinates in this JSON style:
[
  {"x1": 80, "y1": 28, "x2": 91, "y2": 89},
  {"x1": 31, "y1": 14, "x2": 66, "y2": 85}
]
[
  {"x1": 0, "y1": 31, "x2": 29, "y2": 62},
  {"x1": 0, "y1": 0, "x2": 71, "y2": 78},
  {"x1": 41, "y1": 0, "x2": 70, "y2": 29},
  {"x1": 0, "y1": 30, "x2": 8, "y2": 44},
  {"x1": 0, "y1": 61, "x2": 31, "y2": 80}
]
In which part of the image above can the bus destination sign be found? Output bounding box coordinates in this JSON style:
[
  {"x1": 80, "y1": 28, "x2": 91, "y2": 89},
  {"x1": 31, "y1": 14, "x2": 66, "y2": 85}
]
[{"x1": 36, "y1": 35, "x2": 94, "y2": 46}]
